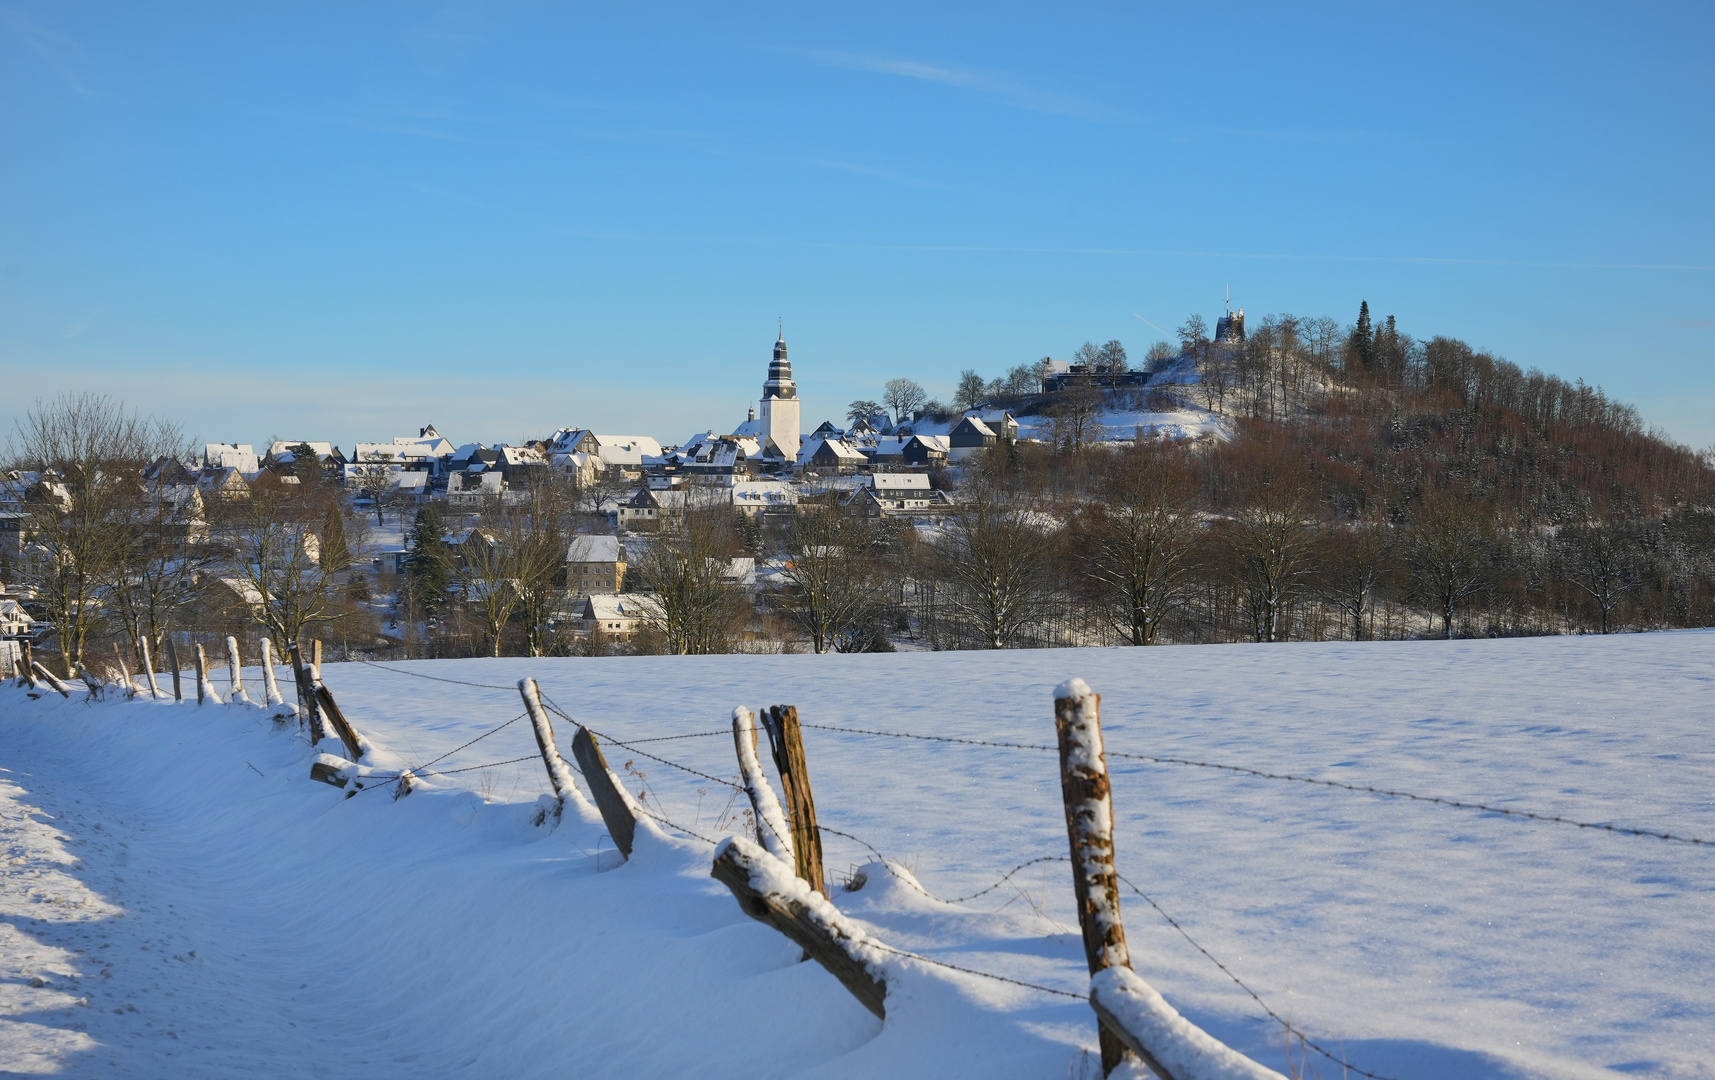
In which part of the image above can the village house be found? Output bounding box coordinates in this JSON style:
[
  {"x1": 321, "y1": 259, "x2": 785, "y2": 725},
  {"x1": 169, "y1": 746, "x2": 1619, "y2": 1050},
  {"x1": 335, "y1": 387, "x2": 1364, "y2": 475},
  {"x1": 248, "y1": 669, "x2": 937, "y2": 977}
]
[
  {"x1": 196, "y1": 466, "x2": 251, "y2": 500},
  {"x1": 203, "y1": 443, "x2": 260, "y2": 475},
  {"x1": 798, "y1": 436, "x2": 867, "y2": 474},
  {"x1": 848, "y1": 473, "x2": 953, "y2": 517},
  {"x1": 497, "y1": 445, "x2": 547, "y2": 487},
  {"x1": 903, "y1": 434, "x2": 950, "y2": 466},
  {"x1": 573, "y1": 593, "x2": 662, "y2": 644},
  {"x1": 615, "y1": 485, "x2": 727, "y2": 531},
  {"x1": 730, "y1": 480, "x2": 798, "y2": 518},
  {"x1": 264, "y1": 441, "x2": 348, "y2": 476},
  {"x1": 566, "y1": 534, "x2": 625, "y2": 597},
  {"x1": 444, "y1": 470, "x2": 503, "y2": 507}
]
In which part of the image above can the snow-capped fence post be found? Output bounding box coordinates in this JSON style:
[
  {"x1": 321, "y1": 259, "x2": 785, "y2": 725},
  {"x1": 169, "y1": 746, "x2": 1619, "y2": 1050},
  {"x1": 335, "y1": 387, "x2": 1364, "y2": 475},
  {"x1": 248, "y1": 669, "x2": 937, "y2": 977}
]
[
  {"x1": 111, "y1": 642, "x2": 138, "y2": 698},
  {"x1": 733, "y1": 707, "x2": 794, "y2": 861},
  {"x1": 312, "y1": 684, "x2": 365, "y2": 762},
  {"x1": 518, "y1": 677, "x2": 581, "y2": 824},
  {"x1": 312, "y1": 639, "x2": 322, "y2": 682},
  {"x1": 30, "y1": 659, "x2": 70, "y2": 698},
  {"x1": 1054, "y1": 678, "x2": 1134, "y2": 1077},
  {"x1": 710, "y1": 836, "x2": 888, "y2": 1019},
  {"x1": 569, "y1": 726, "x2": 636, "y2": 859},
  {"x1": 164, "y1": 637, "x2": 183, "y2": 701},
  {"x1": 138, "y1": 637, "x2": 162, "y2": 699},
  {"x1": 287, "y1": 642, "x2": 327, "y2": 743},
  {"x1": 761, "y1": 705, "x2": 828, "y2": 897},
  {"x1": 225, "y1": 636, "x2": 253, "y2": 705},
  {"x1": 258, "y1": 638, "x2": 285, "y2": 708},
  {"x1": 194, "y1": 644, "x2": 220, "y2": 705}
]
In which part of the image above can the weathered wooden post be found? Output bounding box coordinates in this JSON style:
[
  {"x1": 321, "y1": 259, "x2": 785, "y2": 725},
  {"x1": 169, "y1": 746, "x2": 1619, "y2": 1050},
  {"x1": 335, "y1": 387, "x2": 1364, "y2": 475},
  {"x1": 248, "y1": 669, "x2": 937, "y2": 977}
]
[
  {"x1": 711, "y1": 836, "x2": 888, "y2": 1019},
  {"x1": 138, "y1": 638, "x2": 162, "y2": 699},
  {"x1": 732, "y1": 707, "x2": 794, "y2": 861},
  {"x1": 312, "y1": 684, "x2": 365, "y2": 761},
  {"x1": 258, "y1": 638, "x2": 286, "y2": 708},
  {"x1": 1055, "y1": 678, "x2": 1137, "y2": 1077},
  {"x1": 518, "y1": 677, "x2": 584, "y2": 824},
  {"x1": 225, "y1": 636, "x2": 253, "y2": 705},
  {"x1": 21, "y1": 640, "x2": 38, "y2": 690},
  {"x1": 111, "y1": 642, "x2": 137, "y2": 697},
  {"x1": 193, "y1": 644, "x2": 220, "y2": 704},
  {"x1": 287, "y1": 642, "x2": 326, "y2": 742},
  {"x1": 30, "y1": 660, "x2": 71, "y2": 698},
  {"x1": 164, "y1": 637, "x2": 183, "y2": 701},
  {"x1": 569, "y1": 726, "x2": 637, "y2": 860},
  {"x1": 312, "y1": 639, "x2": 322, "y2": 682},
  {"x1": 761, "y1": 705, "x2": 827, "y2": 896}
]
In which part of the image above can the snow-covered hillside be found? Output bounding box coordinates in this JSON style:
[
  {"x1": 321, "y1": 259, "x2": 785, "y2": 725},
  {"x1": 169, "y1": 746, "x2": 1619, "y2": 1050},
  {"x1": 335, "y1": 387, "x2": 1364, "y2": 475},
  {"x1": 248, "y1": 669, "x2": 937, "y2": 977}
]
[{"x1": 2, "y1": 633, "x2": 1711, "y2": 1079}]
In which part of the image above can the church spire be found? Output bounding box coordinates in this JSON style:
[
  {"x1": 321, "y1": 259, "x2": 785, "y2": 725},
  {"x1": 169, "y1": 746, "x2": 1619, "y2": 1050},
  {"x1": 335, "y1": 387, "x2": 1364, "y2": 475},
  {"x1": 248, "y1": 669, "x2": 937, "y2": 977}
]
[{"x1": 765, "y1": 328, "x2": 795, "y2": 399}]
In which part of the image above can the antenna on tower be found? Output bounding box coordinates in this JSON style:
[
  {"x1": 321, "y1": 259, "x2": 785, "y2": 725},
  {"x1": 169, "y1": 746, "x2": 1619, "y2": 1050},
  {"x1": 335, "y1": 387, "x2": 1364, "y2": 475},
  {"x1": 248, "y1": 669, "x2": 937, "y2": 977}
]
[{"x1": 1225, "y1": 285, "x2": 1231, "y2": 313}]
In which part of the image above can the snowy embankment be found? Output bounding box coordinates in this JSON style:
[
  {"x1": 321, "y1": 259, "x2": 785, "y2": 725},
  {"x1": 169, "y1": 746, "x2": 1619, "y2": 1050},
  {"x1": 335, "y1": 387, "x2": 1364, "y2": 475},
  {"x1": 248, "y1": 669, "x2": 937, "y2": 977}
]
[{"x1": 2, "y1": 633, "x2": 1712, "y2": 1078}]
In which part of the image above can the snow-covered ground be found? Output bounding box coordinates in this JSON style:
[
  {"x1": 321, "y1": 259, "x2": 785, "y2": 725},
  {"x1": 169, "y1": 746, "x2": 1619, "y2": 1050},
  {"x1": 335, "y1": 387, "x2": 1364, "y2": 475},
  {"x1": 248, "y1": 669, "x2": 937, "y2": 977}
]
[
  {"x1": 1013, "y1": 404, "x2": 1230, "y2": 443},
  {"x1": 1, "y1": 632, "x2": 1711, "y2": 1078}
]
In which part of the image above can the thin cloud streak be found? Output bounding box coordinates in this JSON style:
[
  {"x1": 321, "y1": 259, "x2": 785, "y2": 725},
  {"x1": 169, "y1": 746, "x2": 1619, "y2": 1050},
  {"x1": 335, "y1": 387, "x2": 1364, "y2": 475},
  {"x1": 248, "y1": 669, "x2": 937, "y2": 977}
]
[
  {"x1": 808, "y1": 159, "x2": 951, "y2": 190},
  {"x1": 800, "y1": 49, "x2": 1124, "y2": 121}
]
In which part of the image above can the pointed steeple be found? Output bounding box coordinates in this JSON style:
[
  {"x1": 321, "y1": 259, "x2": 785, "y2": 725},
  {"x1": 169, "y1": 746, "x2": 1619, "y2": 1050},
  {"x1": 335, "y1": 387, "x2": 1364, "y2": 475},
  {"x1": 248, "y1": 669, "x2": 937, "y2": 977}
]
[{"x1": 764, "y1": 328, "x2": 795, "y2": 399}]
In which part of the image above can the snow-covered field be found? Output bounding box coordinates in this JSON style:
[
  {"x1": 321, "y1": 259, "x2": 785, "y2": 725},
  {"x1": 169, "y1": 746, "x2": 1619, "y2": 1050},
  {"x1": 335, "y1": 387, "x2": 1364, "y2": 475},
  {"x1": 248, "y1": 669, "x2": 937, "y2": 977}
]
[{"x1": 1, "y1": 632, "x2": 1711, "y2": 1079}]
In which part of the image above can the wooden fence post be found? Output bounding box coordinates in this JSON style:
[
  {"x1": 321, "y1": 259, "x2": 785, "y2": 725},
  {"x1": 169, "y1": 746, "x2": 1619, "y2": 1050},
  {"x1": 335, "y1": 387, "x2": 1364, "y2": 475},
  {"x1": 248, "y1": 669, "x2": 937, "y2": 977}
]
[
  {"x1": 111, "y1": 642, "x2": 137, "y2": 698},
  {"x1": 193, "y1": 644, "x2": 221, "y2": 704},
  {"x1": 287, "y1": 642, "x2": 326, "y2": 742},
  {"x1": 732, "y1": 707, "x2": 794, "y2": 862},
  {"x1": 518, "y1": 678, "x2": 584, "y2": 823},
  {"x1": 225, "y1": 636, "x2": 253, "y2": 705},
  {"x1": 761, "y1": 705, "x2": 827, "y2": 897},
  {"x1": 711, "y1": 837, "x2": 888, "y2": 1019},
  {"x1": 21, "y1": 640, "x2": 36, "y2": 689},
  {"x1": 258, "y1": 638, "x2": 285, "y2": 707},
  {"x1": 165, "y1": 637, "x2": 182, "y2": 701},
  {"x1": 312, "y1": 684, "x2": 365, "y2": 761},
  {"x1": 138, "y1": 638, "x2": 162, "y2": 699},
  {"x1": 30, "y1": 660, "x2": 71, "y2": 698},
  {"x1": 1055, "y1": 678, "x2": 1136, "y2": 1077},
  {"x1": 312, "y1": 639, "x2": 322, "y2": 682},
  {"x1": 569, "y1": 726, "x2": 637, "y2": 860}
]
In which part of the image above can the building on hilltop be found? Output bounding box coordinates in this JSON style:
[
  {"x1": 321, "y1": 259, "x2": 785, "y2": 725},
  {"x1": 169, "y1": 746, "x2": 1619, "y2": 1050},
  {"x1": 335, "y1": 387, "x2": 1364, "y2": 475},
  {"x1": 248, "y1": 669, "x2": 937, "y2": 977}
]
[{"x1": 1216, "y1": 296, "x2": 1245, "y2": 344}]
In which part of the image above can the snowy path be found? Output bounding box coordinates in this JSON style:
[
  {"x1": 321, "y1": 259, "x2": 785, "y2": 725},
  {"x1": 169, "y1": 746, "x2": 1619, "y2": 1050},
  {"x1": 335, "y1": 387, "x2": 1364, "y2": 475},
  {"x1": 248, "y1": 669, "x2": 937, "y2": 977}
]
[{"x1": 1, "y1": 632, "x2": 1712, "y2": 1078}]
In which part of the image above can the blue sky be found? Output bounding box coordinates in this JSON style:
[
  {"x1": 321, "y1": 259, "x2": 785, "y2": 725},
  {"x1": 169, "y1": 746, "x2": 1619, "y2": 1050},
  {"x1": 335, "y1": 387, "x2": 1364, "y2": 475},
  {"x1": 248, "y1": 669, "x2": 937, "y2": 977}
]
[{"x1": 2, "y1": 2, "x2": 1711, "y2": 452}]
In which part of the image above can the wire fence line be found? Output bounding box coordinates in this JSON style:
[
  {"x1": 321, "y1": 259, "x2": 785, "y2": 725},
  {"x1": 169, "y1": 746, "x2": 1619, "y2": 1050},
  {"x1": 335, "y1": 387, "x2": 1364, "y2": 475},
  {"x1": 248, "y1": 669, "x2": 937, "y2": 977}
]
[
  {"x1": 798, "y1": 721, "x2": 1711, "y2": 848},
  {"x1": 313, "y1": 673, "x2": 1401, "y2": 1077}
]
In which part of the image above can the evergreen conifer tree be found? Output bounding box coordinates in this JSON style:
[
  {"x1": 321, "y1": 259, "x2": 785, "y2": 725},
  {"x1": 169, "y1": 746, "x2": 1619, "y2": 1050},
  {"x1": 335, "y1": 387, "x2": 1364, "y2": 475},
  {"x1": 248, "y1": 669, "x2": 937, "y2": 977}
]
[
  {"x1": 1351, "y1": 300, "x2": 1375, "y2": 372},
  {"x1": 404, "y1": 505, "x2": 451, "y2": 616}
]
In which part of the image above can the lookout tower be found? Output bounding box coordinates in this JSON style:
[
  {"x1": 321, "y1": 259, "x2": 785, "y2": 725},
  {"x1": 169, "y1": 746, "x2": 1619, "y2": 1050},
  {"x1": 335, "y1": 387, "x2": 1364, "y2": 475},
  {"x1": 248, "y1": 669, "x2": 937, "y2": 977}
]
[{"x1": 1215, "y1": 289, "x2": 1245, "y2": 344}]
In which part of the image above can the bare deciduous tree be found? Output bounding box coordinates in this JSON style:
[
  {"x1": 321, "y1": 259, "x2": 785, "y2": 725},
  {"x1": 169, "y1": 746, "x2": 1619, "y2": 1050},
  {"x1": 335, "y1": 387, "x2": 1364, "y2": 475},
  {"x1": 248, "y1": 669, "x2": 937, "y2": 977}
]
[
  {"x1": 882, "y1": 378, "x2": 927, "y2": 426},
  {"x1": 626, "y1": 509, "x2": 743, "y2": 655},
  {"x1": 1317, "y1": 521, "x2": 1396, "y2": 640},
  {"x1": 776, "y1": 508, "x2": 889, "y2": 653},
  {"x1": 1408, "y1": 495, "x2": 1495, "y2": 639},
  {"x1": 214, "y1": 482, "x2": 350, "y2": 655},
  {"x1": 1220, "y1": 471, "x2": 1317, "y2": 643},
  {"x1": 6, "y1": 393, "x2": 187, "y2": 675},
  {"x1": 930, "y1": 491, "x2": 1055, "y2": 649},
  {"x1": 1074, "y1": 449, "x2": 1200, "y2": 645}
]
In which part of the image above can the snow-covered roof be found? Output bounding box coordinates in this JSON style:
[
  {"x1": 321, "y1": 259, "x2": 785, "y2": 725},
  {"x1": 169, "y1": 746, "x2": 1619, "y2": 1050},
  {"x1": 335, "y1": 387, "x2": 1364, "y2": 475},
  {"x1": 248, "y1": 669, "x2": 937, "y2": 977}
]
[
  {"x1": 567, "y1": 535, "x2": 623, "y2": 563},
  {"x1": 593, "y1": 435, "x2": 664, "y2": 467},
  {"x1": 499, "y1": 446, "x2": 545, "y2": 466},
  {"x1": 582, "y1": 593, "x2": 663, "y2": 622},
  {"x1": 872, "y1": 473, "x2": 932, "y2": 493},
  {"x1": 910, "y1": 435, "x2": 952, "y2": 453},
  {"x1": 267, "y1": 441, "x2": 337, "y2": 460},
  {"x1": 798, "y1": 437, "x2": 866, "y2": 465},
  {"x1": 731, "y1": 481, "x2": 797, "y2": 506}
]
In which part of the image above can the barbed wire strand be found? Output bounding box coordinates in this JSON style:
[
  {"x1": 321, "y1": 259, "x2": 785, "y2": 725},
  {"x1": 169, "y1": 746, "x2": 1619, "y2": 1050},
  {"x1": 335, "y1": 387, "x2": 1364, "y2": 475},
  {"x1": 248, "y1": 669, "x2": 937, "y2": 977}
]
[
  {"x1": 800, "y1": 722, "x2": 1710, "y2": 847},
  {"x1": 1114, "y1": 871, "x2": 1394, "y2": 1080}
]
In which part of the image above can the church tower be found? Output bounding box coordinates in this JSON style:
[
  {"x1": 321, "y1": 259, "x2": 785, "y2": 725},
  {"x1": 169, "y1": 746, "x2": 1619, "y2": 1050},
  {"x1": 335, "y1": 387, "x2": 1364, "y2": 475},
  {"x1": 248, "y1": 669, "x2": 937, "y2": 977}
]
[{"x1": 760, "y1": 330, "x2": 801, "y2": 462}]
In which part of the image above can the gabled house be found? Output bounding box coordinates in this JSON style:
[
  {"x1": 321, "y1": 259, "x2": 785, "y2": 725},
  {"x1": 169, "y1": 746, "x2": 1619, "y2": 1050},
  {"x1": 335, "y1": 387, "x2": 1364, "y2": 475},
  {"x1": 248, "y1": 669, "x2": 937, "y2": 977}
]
[
  {"x1": 203, "y1": 443, "x2": 260, "y2": 475},
  {"x1": 731, "y1": 480, "x2": 798, "y2": 518},
  {"x1": 444, "y1": 470, "x2": 503, "y2": 506},
  {"x1": 573, "y1": 593, "x2": 663, "y2": 644},
  {"x1": 847, "y1": 473, "x2": 953, "y2": 517},
  {"x1": 0, "y1": 596, "x2": 32, "y2": 680},
  {"x1": 947, "y1": 417, "x2": 999, "y2": 461},
  {"x1": 798, "y1": 437, "x2": 867, "y2": 474},
  {"x1": 265, "y1": 441, "x2": 348, "y2": 476},
  {"x1": 903, "y1": 435, "x2": 950, "y2": 466},
  {"x1": 196, "y1": 466, "x2": 251, "y2": 500},
  {"x1": 615, "y1": 486, "x2": 727, "y2": 531},
  {"x1": 497, "y1": 446, "x2": 546, "y2": 486},
  {"x1": 567, "y1": 534, "x2": 626, "y2": 597}
]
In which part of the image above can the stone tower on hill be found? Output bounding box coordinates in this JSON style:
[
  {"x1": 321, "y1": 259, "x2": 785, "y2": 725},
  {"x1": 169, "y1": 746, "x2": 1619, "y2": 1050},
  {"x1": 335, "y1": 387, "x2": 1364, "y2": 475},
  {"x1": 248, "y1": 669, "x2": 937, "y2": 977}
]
[{"x1": 760, "y1": 330, "x2": 801, "y2": 463}]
